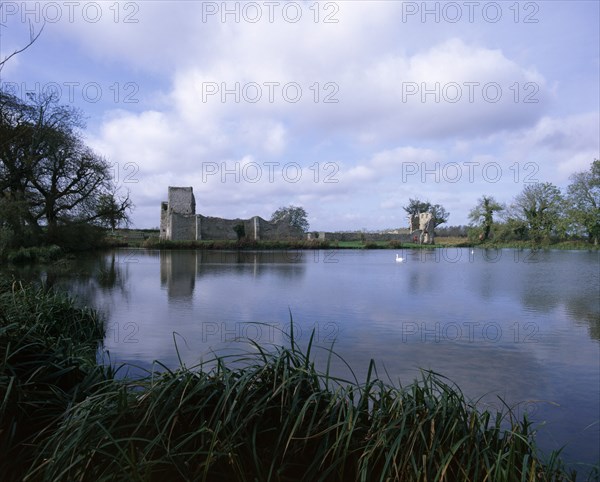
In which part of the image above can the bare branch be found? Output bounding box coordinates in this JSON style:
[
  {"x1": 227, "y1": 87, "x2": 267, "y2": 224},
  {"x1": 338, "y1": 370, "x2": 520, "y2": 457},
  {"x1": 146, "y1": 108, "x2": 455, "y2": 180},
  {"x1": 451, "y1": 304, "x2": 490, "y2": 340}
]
[{"x1": 0, "y1": 19, "x2": 45, "y2": 72}]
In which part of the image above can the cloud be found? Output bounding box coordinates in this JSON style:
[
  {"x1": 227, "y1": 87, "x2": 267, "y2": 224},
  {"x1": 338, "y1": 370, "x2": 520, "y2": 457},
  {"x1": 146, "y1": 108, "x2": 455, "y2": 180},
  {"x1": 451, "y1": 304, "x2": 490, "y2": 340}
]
[
  {"x1": 370, "y1": 147, "x2": 444, "y2": 171},
  {"x1": 92, "y1": 32, "x2": 551, "y2": 169},
  {"x1": 503, "y1": 112, "x2": 600, "y2": 181},
  {"x1": 10, "y1": 1, "x2": 591, "y2": 231}
]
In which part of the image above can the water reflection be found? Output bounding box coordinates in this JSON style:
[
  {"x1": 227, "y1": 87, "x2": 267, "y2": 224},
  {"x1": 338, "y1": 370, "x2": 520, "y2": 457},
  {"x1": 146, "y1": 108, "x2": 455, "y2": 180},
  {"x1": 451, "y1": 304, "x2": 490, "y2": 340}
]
[
  {"x1": 1, "y1": 248, "x2": 598, "y2": 469},
  {"x1": 158, "y1": 250, "x2": 308, "y2": 301},
  {"x1": 567, "y1": 296, "x2": 600, "y2": 340},
  {"x1": 2, "y1": 250, "x2": 131, "y2": 302},
  {"x1": 3, "y1": 248, "x2": 596, "y2": 344},
  {"x1": 160, "y1": 251, "x2": 196, "y2": 300},
  {"x1": 406, "y1": 249, "x2": 440, "y2": 295}
]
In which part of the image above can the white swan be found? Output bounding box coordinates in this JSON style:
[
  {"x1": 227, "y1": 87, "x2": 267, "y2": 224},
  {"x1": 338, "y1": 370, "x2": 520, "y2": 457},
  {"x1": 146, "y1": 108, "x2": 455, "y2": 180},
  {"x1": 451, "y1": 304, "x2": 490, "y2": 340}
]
[{"x1": 395, "y1": 254, "x2": 404, "y2": 262}]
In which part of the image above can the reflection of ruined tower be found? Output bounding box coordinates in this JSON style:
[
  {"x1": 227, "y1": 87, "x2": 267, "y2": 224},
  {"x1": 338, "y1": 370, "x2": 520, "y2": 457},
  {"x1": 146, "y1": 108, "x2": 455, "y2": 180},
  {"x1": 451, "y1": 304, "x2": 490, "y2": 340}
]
[
  {"x1": 159, "y1": 250, "x2": 196, "y2": 300},
  {"x1": 160, "y1": 187, "x2": 197, "y2": 241}
]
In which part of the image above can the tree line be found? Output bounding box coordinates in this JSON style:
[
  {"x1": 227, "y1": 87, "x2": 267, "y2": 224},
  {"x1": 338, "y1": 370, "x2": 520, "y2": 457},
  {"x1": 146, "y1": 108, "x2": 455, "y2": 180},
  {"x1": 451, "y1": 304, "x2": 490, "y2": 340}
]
[
  {"x1": 403, "y1": 160, "x2": 598, "y2": 246},
  {"x1": 271, "y1": 162, "x2": 599, "y2": 247},
  {"x1": 468, "y1": 160, "x2": 599, "y2": 245},
  {"x1": 0, "y1": 90, "x2": 132, "y2": 254}
]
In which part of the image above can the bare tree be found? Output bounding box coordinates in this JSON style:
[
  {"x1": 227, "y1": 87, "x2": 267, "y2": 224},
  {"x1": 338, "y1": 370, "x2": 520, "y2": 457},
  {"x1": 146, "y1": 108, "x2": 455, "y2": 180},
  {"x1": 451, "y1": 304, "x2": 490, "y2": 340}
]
[
  {"x1": 1, "y1": 91, "x2": 133, "y2": 246},
  {"x1": 95, "y1": 188, "x2": 134, "y2": 231}
]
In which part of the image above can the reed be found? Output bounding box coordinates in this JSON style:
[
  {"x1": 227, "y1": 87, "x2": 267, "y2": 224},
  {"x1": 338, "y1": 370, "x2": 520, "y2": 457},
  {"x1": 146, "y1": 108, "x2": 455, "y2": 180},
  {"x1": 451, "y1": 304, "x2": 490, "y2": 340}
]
[{"x1": 0, "y1": 278, "x2": 110, "y2": 480}]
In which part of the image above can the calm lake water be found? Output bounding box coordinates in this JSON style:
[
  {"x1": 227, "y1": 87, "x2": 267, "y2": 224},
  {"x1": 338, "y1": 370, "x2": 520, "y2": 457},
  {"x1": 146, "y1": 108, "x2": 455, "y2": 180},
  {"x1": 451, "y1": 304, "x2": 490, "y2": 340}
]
[{"x1": 6, "y1": 247, "x2": 600, "y2": 470}]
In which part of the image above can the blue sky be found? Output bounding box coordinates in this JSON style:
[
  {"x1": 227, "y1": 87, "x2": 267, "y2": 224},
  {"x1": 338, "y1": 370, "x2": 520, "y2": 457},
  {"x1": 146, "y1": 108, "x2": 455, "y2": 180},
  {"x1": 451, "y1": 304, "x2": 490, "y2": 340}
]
[{"x1": 1, "y1": 1, "x2": 599, "y2": 230}]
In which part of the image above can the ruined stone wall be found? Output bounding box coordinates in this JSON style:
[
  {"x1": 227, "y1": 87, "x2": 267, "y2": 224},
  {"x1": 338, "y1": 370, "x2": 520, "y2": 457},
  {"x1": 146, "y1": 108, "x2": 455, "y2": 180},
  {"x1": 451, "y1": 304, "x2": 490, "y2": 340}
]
[
  {"x1": 196, "y1": 215, "x2": 304, "y2": 241},
  {"x1": 168, "y1": 187, "x2": 195, "y2": 215},
  {"x1": 159, "y1": 187, "x2": 196, "y2": 240},
  {"x1": 408, "y1": 212, "x2": 435, "y2": 244},
  {"x1": 160, "y1": 202, "x2": 168, "y2": 239},
  {"x1": 160, "y1": 186, "x2": 303, "y2": 241},
  {"x1": 256, "y1": 216, "x2": 304, "y2": 240},
  {"x1": 322, "y1": 230, "x2": 413, "y2": 242},
  {"x1": 197, "y1": 215, "x2": 250, "y2": 240},
  {"x1": 169, "y1": 212, "x2": 197, "y2": 241}
]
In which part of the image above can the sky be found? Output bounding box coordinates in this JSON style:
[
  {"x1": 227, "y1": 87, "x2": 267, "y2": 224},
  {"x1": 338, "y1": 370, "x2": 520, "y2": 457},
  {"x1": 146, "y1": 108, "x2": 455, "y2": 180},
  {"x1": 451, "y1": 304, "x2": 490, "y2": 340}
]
[{"x1": 1, "y1": 0, "x2": 599, "y2": 231}]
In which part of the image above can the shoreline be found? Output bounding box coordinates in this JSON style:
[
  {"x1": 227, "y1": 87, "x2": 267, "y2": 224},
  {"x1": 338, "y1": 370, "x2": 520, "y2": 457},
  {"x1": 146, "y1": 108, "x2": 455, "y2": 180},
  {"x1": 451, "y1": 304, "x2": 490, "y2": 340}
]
[
  {"x1": 2, "y1": 238, "x2": 597, "y2": 267},
  {"x1": 136, "y1": 236, "x2": 598, "y2": 251}
]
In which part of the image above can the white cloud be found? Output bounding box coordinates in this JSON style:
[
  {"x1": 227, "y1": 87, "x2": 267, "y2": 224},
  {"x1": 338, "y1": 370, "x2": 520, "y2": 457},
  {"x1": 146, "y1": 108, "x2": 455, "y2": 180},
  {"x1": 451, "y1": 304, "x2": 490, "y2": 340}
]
[
  {"x1": 503, "y1": 112, "x2": 600, "y2": 181},
  {"x1": 370, "y1": 147, "x2": 444, "y2": 171},
  {"x1": 6, "y1": 1, "x2": 595, "y2": 230}
]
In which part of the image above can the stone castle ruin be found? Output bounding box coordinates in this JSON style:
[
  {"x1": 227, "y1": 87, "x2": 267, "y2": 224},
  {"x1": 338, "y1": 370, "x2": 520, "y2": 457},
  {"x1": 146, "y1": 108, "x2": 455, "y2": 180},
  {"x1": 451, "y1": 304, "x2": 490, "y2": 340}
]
[
  {"x1": 160, "y1": 187, "x2": 304, "y2": 241},
  {"x1": 160, "y1": 187, "x2": 436, "y2": 244},
  {"x1": 408, "y1": 212, "x2": 435, "y2": 245}
]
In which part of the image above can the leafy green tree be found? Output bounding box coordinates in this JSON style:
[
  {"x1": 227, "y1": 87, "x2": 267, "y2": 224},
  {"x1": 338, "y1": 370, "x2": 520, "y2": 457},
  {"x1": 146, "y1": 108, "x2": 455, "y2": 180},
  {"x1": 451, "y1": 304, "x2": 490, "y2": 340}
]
[
  {"x1": 403, "y1": 198, "x2": 449, "y2": 228},
  {"x1": 566, "y1": 160, "x2": 600, "y2": 245},
  {"x1": 510, "y1": 182, "x2": 564, "y2": 243},
  {"x1": 403, "y1": 198, "x2": 431, "y2": 217},
  {"x1": 233, "y1": 223, "x2": 245, "y2": 240},
  {"x1": 429, "y1": 204, "x2": 449, "y2": 228},
  {"x1": 270, "y1": 205, "x2": 309, "y2": 232},
  {"x1": 468, "y1": 196, "x2": 504, "y2": 241}
]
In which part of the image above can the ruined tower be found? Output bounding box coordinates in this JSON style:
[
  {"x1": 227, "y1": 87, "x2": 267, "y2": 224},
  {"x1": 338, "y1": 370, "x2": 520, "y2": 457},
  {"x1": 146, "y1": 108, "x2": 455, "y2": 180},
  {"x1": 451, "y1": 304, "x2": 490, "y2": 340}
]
[{"x1": 160, "y1": 187, "x2": 197, "y2": 240}]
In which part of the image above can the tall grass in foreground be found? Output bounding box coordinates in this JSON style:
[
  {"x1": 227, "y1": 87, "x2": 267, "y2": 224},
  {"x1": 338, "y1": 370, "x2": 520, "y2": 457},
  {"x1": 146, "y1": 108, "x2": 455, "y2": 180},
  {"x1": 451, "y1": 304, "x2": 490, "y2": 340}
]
[
  {"x1": 1, "y1": 278, "x2": 596, "y2": 481},
  {"x1": 0, "y1": 278, "x2": 111, "y2": 480}
]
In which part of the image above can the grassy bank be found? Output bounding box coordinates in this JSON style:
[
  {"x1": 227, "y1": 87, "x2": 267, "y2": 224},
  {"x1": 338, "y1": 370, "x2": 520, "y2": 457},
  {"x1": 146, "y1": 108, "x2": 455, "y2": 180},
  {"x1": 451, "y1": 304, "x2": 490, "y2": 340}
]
[
  {"x1": 127, "y1": 232, "x2": 598, "y2": 251},
  {"x1": 472, "y1": 239, "x2": 600, "y2": 250},
  {"x1": 104, "y1": 228, "x2": 159, "y2": 248},
  {"x1": 1, "y1": 278, "x2": 595, "y2": 481},
  {"x1": 140, "y1": 237, "x2": 447, "y2": 250},
  {"x1": 141, "y1": 237, "x2": 335, "y2": 250},
  {"x1": 1, "y1": 245, "x2": 64, "y2": 263}
]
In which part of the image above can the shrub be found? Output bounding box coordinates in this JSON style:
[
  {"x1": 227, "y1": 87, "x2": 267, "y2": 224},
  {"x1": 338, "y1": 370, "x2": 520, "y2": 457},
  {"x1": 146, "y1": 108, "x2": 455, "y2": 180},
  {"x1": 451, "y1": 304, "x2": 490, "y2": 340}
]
[{"x1": 48, "y1": 223, "x2": 107, "y2": 251}]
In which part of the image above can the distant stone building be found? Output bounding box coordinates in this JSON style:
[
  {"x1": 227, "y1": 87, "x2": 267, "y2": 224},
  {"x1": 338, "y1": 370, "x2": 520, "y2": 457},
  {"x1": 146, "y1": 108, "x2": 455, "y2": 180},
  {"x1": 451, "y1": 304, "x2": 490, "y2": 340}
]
[
  {"x1": 408, "y1": 212, "x2": 435, "y2": 244},
  {"x1": 159, "y1": 186, "x2": 304, "y2": 241}
]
